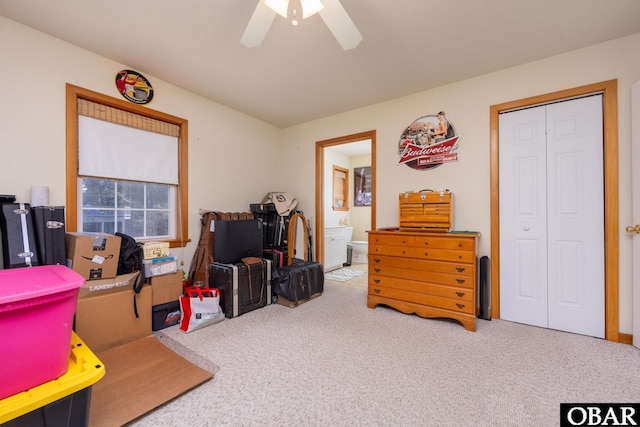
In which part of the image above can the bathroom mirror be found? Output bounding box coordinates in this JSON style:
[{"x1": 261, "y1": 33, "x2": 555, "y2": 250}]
[{"x1": 332, "y1": 165, "x2": 349, "y2": 211}]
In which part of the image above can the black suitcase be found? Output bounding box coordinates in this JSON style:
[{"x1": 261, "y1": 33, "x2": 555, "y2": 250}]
[
  {"x1": 262, "y1": 247, "x2": 286, "y2": 269},
  {"x1": 0, "y1": 202, "x2": 40, "y2": 268},
  {"x1": 272, "y1": 260, "x2": 324, "y2": 306},
  {"x1": 32, "y1": 206, "x2": 67, "y2": 265},
  {"x1": 209, "y1": 258, "x2": 272, "y2": 318},
  {"x1": 213, "y1": 219, "x2": 263, "y2": 264}
]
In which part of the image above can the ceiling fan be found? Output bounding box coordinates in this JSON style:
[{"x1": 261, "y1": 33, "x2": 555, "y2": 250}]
[{"x1": 241, "y1": 0, "x2": 363, "y2": 50}]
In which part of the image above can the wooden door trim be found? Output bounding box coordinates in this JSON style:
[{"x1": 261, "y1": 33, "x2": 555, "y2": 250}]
[
  {"x1": 315, "y1": 131, "x2": 376, "y2": 268},
  {"x1": 490, "y1": 79, "x2": 619, "y2": 341}
]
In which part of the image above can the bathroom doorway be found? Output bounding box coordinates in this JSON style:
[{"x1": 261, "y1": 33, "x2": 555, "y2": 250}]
[{"x1": 315, "y1": 131, "x2": 376, "y2": 269}]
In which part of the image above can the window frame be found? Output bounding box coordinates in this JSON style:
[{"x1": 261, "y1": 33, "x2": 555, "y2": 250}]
[{"x1": 66, "y1": 84, "x2": 189, "y2": 247}]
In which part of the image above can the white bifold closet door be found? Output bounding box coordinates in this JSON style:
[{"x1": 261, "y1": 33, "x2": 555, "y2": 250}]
[{"x1": 499, "y1": 95, "x2": 604, "y2": 338}]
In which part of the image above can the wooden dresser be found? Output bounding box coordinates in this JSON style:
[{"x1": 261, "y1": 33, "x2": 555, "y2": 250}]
[{"x1": 367, "y1": 229, "x2": 480, "y2": 331}]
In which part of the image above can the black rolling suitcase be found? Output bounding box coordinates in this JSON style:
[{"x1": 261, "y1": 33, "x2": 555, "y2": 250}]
[
  {"x1": 32, "y1": 206, "x2": 67, "y2": 265},
  {"x1": 272, "y1": 260, "x2": 324, "y2": 307},
  {"x1": 0, "y1": 202, "x2": 40, "y2": 268},
  {"x1": 209, "y1": 258, "x2": 272, "y2": 318}
]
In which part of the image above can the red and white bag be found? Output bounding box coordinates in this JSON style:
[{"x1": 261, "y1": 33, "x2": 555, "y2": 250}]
[{"x1": 179, "y1": 286, "x2": 225, "y2": 333}]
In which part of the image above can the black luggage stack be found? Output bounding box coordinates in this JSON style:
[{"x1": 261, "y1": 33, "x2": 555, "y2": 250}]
[
  {"x1": 250, "y1": 203, "x2": 294, "y2": 267},
  {"x1": 0, "y1": 197, "x2": 67, "y2": 269},
  {"x1": 209, "y1": 258, "x2": 272, "y2": 318}
]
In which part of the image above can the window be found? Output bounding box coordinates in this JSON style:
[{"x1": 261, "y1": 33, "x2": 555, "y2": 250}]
[
  {"x1": 80, "y1": 178, "x2": 174, "y2": 238},
  {"x1": 332, "y1": 165, "x2": 349, "y2": 211},
  {"x1": 66, "y1": 84, "x2": 189, "y2": 246}
]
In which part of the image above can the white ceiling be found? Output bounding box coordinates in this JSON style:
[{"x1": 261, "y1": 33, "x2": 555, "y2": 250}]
[{"x1": 2, "y1": 0, "x2": 640, "y2": 128}]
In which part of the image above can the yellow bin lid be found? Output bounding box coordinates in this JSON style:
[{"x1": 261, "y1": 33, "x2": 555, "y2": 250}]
[{"x1": 0, "y1": 331, "x2": 105, "y2": 424}]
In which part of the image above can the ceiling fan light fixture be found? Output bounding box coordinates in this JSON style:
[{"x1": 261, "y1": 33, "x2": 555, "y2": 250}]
[
  {"x1": 301, "y1": 0, "x2": 324, "y2": 19},
  {"x1": 264, "y1": 0, "x2": 289, "y2": 18}
]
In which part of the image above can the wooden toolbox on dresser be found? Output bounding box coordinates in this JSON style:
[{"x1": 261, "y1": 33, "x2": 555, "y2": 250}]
[
  {"x1": 367, "y1": 229, "x2": 479, "y2": 331},
  {"x1": 399, "y1": 190, "x2": 453, "y2": 232}
]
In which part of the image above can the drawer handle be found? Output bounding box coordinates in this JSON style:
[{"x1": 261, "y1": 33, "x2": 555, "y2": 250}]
[
  {"x1": 458, "y1": 243, "x2": 462, "y2": 247},
  {"x1": 374, "y1": 258, "x2": 381, "y2": 263},
  {"x1": 375, "y1": 268, "x2": 381, "y2": 273},
  {"x1": 458, "y1": 255, "x2": 462, "y2": 259},
  {"x1": 456, "y1": 279, "x2": 465, "y2": 284},
  {"x1": 456, "y1": 292, "x2": 465, "y2": 297},
  {"x1": 402, "y1": 250, "x2": 406, "y2": 254},
  {"x1": 456, "y1": 267, "x2": 465, "y2": 272},
  {"x1": 374, "y1": 288, "x2": 381, "y2": 294},
  {"x1": 424, "y1": 252, "x2": 428, "y2": 256},
  {"x1": 424, "y1": 241, "x2": 429, "y2": 245},
  {"x1": 374, "y1": 279, "x2": 380, "y2": 283},
  {"x1": 456, "y1": 303, "x2": 465, "y2": 309}
]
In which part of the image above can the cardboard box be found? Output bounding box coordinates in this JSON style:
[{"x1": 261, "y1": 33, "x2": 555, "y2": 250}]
[
  {"x1": 66, "y1": 232, "x2": 121, "y2": 280},
  {"x1": 74, "y1": 284, "x2": 151, "y2": 353},
  {"x1": 77, "y1": 271, "x2": 141, "y2": 299},
  {"x1": 150, "y1": 270, "x2": 183, "y2": 306},
  {"x1": 142, "y1": 241, "x2": 170, "y2": 259}
]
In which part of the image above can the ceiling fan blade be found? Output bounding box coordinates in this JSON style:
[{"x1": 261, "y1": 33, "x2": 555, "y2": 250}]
[
  {"x1": 318, "y1": 0, "x2": 362, "y2": 50},
  {"x1": 241, "y1": 1, "x2": 277, "y2": 48}
]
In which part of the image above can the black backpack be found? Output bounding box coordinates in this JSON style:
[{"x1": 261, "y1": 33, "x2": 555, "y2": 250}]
[{"x1": 115, "y1": 232, "x2": 146, "y2": 317}]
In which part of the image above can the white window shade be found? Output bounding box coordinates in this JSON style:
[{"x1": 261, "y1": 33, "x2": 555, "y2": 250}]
[{"x1": 78, "y1": 115, "x2": 179, "y2": 185}]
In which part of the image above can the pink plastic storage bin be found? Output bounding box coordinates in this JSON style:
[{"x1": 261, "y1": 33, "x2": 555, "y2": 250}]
[{"x1": 0, "y1": 265, "x2": 85, "y2": 400}]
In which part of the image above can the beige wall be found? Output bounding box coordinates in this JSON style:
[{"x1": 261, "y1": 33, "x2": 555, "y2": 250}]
[
  {"x1": 1, "y1": 15, "x2": 639, "y2": 333},
  {"x1": 282, "y1": 33, "x2": 640, "y2": 334},
  {"x1": 0, "y1": 16, "x2": 283, "y2": 268}
]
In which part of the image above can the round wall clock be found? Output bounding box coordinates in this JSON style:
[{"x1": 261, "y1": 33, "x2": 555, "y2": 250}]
[{"x1": 115, "y1": 69, "x2": 154, "y2": 104}]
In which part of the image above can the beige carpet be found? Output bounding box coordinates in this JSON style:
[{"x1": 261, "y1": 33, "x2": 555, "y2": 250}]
[{"x1": 126, "y1": 262, "x2": 640, "y2": 426}]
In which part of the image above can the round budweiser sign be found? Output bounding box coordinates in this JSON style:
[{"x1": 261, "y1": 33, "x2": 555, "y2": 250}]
[{"x1": 398, "y1": 112, "x2": 460, "y2": 170}]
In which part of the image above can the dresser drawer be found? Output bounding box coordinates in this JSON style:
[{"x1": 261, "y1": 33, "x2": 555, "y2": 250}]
[
  {"x1": 412, "y1": 247, "x2": 475, "y2": 263},
  {"x1": 369, "y1": 275, "x2": 473, "y2": 301},
  {"x1": 369, "y1": 244, "x2": 415, "y2": 258},
  {"x1": 368, "y1": 285, "x2": 474, "y2": 314},
  {"x1": 369, "y1": 255, "x2": 475, "y2": 277},
  {"x1": 369, "y1": 265, "x2": 475, "y2": 288},
  {"x1": 399, "y1": 204, "x2": 450, "y2": 224},
  {"x1": 369, "y1": 233, "x2": 415, "y2": 246},
  {"x1": 413, "y1": 236, "x2": 475, "y2": 251}
]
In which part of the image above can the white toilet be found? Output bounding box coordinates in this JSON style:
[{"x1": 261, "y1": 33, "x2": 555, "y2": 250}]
[{"x1": 345, "y1": 227, "x2": 368, "y2": 264}]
